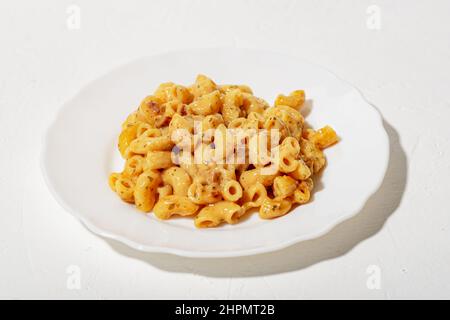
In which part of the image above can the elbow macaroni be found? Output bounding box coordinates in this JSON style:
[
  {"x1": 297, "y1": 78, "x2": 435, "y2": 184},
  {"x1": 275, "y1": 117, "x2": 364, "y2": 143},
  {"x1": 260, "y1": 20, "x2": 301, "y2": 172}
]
[
  {"x1": 194, "y1": 201, "x2": 243, "y2": 228},
  {"x1": 109, "y1": 75, "x2": 338, "y2": 228}
]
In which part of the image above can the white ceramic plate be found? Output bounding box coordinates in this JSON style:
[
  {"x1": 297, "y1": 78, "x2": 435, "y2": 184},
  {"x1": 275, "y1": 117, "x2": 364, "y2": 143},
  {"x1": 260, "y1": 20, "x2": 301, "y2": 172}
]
[{"x1": 42, "y1": 48, "x2": 389, "y2": 258}]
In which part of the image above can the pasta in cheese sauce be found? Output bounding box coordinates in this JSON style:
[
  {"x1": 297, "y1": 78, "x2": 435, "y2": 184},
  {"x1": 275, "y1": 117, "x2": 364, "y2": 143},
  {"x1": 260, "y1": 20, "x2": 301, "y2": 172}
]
[{"x1": 109, "y1": 75, "x2": 338, "y2": 228}]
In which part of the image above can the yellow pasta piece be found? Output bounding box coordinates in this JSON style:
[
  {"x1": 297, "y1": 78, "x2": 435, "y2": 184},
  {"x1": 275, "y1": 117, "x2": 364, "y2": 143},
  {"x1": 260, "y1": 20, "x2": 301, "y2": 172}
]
[
  {"x1": 115, "y1": 176, "x2": 135, "y2": 203},
  {"x1": 289, "y1": 159, "x2": 312, "y2": 180},
  {"x1": 144, "y1": 151, "x2": 173, "y2": 170},
  {"x1": 188, "y1": 180, "x2": 222, "y2": 204},
  {"x1": 221, "y1": 179, "x2": 243, "y2": 202},
  {"x1": 300, "y1": 138, "x2": 326, "y2": 173},
  {"x1": 189, "y1": 74, "x2": 218, "y2": 99},
  {"x1": 128, "y1": 135, "x2": 174, "y2": 155},
  {"x1": 187, "y1": 90, "x2": 222, "y2": 116},
  {"x1": 281, "y1": 137, "x2": 300, "y2": 156},
  {"x1": 274, "y1": 90, "x2": 305, "y2": 109},
  {"x1": 194, "y1": 201, "x2": 243, "y2": 228},
  {"x1": 309, "y1": 125, "x2": 339, "y2": 149},
  {"x1": 118, "y1": 124, "x2": 138, "y2": 158},
  {"x1": 157, "y1": 184, "x2": 173, "y2": 198},
  {"x1": 293, "y1": 180, "x2": 312, "y2": 204},
  {"x1": 136, "y1": 122, "x2": 154, "y2": 137},
  {"x1": 259, "y1": 197, "x2": 292, "y2": 219},
  {"x1": 265, "y1": 105, "x2": 304, "y2": 140},
  {"x1": 263, "y1": 116, "x2": 290, "y2": 142},
  {"x1": 273, "y1": 176, "x2": 298, "y2": 198},
  {"x1": 227, "y1": 117, "x2": 247, "y2": 129},
  {"x1": 162, "y1": 167, "x2": 192, "y2": 196},
  {"x1": 239, "y1": 168, "x2": 279, "y2": 190},
  {"x1": 153, "y1": 195, "x2": 199, "y2": 219},
  {"x1": 278, "y1": 148, "x2": 298, "y2": 173},
  {"x1": 123, "y1": 155, "x2": 145, "y2": 177},
  {"x1": 154, "y1": 82, "x2": 193, "y2": 104},
  {"x1": 154, "y1": 82, "x2": 175, "y2": 103},
  {"x1": 242, "y1": 93, "x2": 269, "y2": 115},
  {"x1": 121, "y1": 112, "x2": 140, "y2": 129},
  {"x1": 221, "y1": 89, "x2": 243, "y2": 126},
  {"x1": 137, "y1": 95, "x2": 164, "y2": 125},
  {"x1": 245, "y1": 112, "x2": 265, "y2": 130},
  {"x1": 241, "y1": 182, "x2": 268, "y2": 210},
  {"x1": 219, "y1": 84, "x2": 253, "y2": 94},
  {"x1": 134, "y1": 170, "x2": 161, "y2": 212},
  {"x1": 108, "y1": 172, "x2": 121, "y2": 192}
]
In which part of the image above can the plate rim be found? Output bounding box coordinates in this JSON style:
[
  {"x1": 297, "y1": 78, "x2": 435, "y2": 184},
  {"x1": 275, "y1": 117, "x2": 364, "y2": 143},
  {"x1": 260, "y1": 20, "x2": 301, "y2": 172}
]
[{"x1": 41, "y1": 48, "x2": 389, "y2": 258}]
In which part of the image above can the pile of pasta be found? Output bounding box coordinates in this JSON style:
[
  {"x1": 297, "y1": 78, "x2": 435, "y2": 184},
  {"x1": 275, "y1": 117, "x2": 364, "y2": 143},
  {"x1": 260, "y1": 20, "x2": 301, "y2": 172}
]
[{"x1": 109, "y1": 75, "x2": 338, "y2": 228}]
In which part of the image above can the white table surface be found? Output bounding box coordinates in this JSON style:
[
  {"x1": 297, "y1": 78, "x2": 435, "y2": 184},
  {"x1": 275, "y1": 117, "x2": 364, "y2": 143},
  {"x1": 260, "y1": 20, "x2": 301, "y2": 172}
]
[{"x1": 1, "y1": 0, "x2": 449, "y2": 299}]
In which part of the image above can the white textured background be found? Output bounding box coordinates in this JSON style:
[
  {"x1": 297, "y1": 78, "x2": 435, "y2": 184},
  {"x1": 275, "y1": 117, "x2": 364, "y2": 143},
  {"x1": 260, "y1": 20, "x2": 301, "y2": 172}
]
[{"x1": 1, "y1": 0, "x2": 449, "y2": 299}]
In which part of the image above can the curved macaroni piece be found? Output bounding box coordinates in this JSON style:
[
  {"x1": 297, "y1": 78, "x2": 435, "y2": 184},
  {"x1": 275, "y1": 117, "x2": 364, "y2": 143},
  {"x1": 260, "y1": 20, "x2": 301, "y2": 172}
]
[
  {"x1": 264, "y1": 116, "x2": 289, "y2": 142},
  {"x1": 308, "y1": 125, "x2": 339, "y2": 149},
  {"x1": 188, "y1": 181, "x2": 222, "y2": 204},
  {"x1": 222, "y1": 89, "x2": 243, "y2": 125},
  {"x1": 144, "y1": 151, "x2": 173, "y2": 170},
  {"x1": 169, "y1": 114, "x2": 194, "y2": 136},
  {"x1": 189, "y1": 74, "x2": 217, "y2": 99},
  {"x1": 157, "y1": 184, "x2": 173, "y2": 198},
  {"x1": 293, "y1": 180, "x2": 312, "y2": 204},
  {"x1": 187, "y1": 90, "x2": 222, "y2": 116},
  {"x1": 137, "y1": 95, "x2": 164, "y2": 125},
  {"x1": 221, "y1": 179, "x2": 243, "y2": 202},
  {"x1": 161, "y1": 100, "x2": 179, "y2": 118},
  {"x1": 227, "y1": 117, "x2": 247, "y2": 129},
  {"x1": 162, "y1": 166, "x2": 192, "y2": 196},
  {"x1": 245, "y1": 112, "x2": 265, "y2": 130},
  {"x1": 123, "y1": 155, "x2": 145, "y2": 178},
  {"x1": 200, "y1": 165, "x2": 237, "y2": 186},
  {"x1": 281, "y1": 136, "x2": 300, "y2": 156},
  {"x1": 278, "y1": 148, "x2": 298, "y2": 173},
  {"x1": 121, "y1": 112, "x2": 140, "y2": 129},
  {"x1": 274, "y1": 90, "x2": 305, "y2": 110},
  {"x1": 242, "y1": 93, "x2": 269, "y2": 115},
  {"x1": 118, "y1": 124, "x2": 138, "y2": 157},
  {"x1": 259, "y1": 197, "x2": 292, "y2": 219},
  {"x1": 241, "y1": 182, "x2": 267, "y2": 210},
  {"x1": 239, "y1": 168, "x2": 279, "y2": 190},
  {"x1": 136, "y1": 122, "x2": 154, "y2": 137},
  {"x1": 300, "y1": 138, "x2": 326, "y2": 173},
  {"x1": 264, "y1": 105, "x2": 304, "y2": 140},
  {"x1": 154, "y1": 82, "x2": 193, "y2": 104},
  {"x1": 273, "y1": 175, "x2": 298, "y2": 198},
  {"x1": 115, "y1": 176, "x2": 135, "y2": 203},
  {"x1": 154, "y1": 82, "x2": 175, "y2": 103},
  {"x1": 154, "y1": 114, "x2": 171, "y2": 128},
  {"x1": 134, "y1": 170, "x2": 161, "y2": 212},
  {"x1": 138, "y1": 127, "x2": 162, "y2": 139},
  {"x1": 153, "y1": 195, "x2": 199, "y2": 219},
  {"x1": 128, "y1": 135, "x2": 174, "y2": 155},
  {"x1": 108, "y1": 172, "x2": 121, "y2": 191},
  {"x1": 289, "y1": 159, "x2": 312, "y2": 180},
  {"x1": 194, "y1": 201, "x2": 243, "y2": 228}
]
